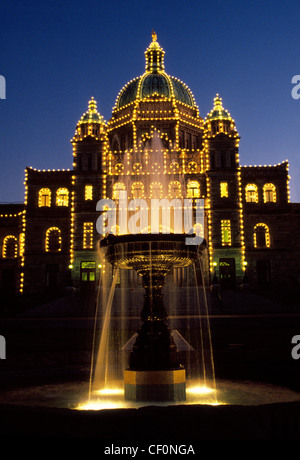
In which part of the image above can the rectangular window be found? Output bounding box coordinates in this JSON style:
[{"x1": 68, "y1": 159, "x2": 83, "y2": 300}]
[
  {"x1": 220, "y1": 182, "x2": 228, "y2": 198},
  {"x1": 85, "y1": 185, "x2": 93, "y2": 200},
  {"x1": 83, "y1": 222, "x2": 93, "y2": 249},
  {"x1": 221, "y1": 220, "x2": 231, "y2": 246},
  {"x1": 81, "y1": 261, "x2": 96, "y2": 269}
]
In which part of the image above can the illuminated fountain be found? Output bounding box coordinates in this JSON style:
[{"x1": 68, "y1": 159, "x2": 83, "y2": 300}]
[{"x1": 98, "y1": 232, "x2": 207, "y2": 402}]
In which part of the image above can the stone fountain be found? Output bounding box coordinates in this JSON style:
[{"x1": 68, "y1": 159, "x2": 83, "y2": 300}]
[{"x1": 100, "y1": 232, "x2": 206, "y2": 402}]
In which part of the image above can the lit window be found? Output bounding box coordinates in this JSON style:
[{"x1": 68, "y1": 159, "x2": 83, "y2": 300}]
[
  {"x1": 83, "y1": 222, "x2": 93, "y2": 249},
  {"x1": 45, "y1": 227, "x2": 61, "y2": 252},
  {"x1": 131, "y1": 182, "x2": 144, "y2": 199},
  {"x1": 113, "y1": 182, "x2": 126, "y2": 200},
  {"x1": 56, "y1": 188, "x2": 69, "y2": 206},
  {"x1": 38, "y1": 188, "x2": 51, "y2": 207},
  {"x1": 220, "y1": 182, "x2": 228, "y2": 198},
  {"x1": 150, "y1": 182, "x2": 163, "y2": 199},
  {"x1": 2, "y1": 235, "x2": 18, "y2": 258},
  {"x1": 221, "y1": 220, "x2": 231, "y2": 246},
  {"x1": 187, "y1": 181, "x2": 200, "y2": 198},
  {"x1": 168, "y1": 181, "x2": 181, "y2": 199},
  {"x1": 254, "y1": 223, "x2": 270, "y2": 248},
  {"x1": 85, "y1": 185, "x2": 93, "y2": 201},
  {"x1": 263, "y1": 183, "x2": 276, "y2": 203},
  {"x1": 245, "y1": 184, "x2": 258, "y2": 203}
]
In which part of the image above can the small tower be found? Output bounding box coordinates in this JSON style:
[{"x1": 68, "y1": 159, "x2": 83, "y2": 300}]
[
  {"x1": 70, "y1": 98, "x2": 108, "y2": 292},
  {"x1": 203, "y1": 95, "x2": 245, "y2": 287}
]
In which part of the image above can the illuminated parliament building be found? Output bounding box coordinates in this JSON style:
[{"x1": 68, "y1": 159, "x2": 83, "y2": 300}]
[{"x1": 0, "y1": 32, "x2": 299, "y2": 296}]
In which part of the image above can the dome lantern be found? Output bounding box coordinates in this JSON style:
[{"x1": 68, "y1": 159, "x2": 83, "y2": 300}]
[{"x1": 144, "y1": 31, "x2": 165, "y2": 73}]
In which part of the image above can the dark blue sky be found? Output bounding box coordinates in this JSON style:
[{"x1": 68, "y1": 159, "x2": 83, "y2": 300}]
[{"x1": 1, "y1": 0, "x2": 300, "y2": 202}]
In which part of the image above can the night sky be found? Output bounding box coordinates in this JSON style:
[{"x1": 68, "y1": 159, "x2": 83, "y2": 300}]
[{"x1": 1, "y1": 0, "x2": 300, "y2": 203}]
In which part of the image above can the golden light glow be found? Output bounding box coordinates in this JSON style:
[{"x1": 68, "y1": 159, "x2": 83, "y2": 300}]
[
  {"x1": 187, "y1": 385, "x2": 215, "y2": 395},
  {"x1": 76, "y1": 400, "x2": 121, "y2": 411},
  {"x1": 96, "y1": 388, "x2": 124, "y2": 396}
]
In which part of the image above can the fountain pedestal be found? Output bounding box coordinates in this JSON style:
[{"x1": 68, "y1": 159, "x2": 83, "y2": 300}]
[
  {"x1": 125, "y1": 270, "x2": 186, "y2": 401},
  {"x1": 124, "y1": 368, "x2": 186, "y2": 402}
]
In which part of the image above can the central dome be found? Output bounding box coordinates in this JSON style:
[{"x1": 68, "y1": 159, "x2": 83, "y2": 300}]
[{"x1": 114, "y1": 32, "x2": 196, "y2": 110}]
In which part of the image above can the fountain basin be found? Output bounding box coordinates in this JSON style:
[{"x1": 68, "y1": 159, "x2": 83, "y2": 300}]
[{"x1": 100, "y1": 233, "x2": 206, "y2": 277}]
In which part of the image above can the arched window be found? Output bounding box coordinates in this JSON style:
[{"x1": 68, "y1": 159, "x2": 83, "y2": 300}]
[
  {"x1": 168, "y1": 181, "x2": 181, "y2": 199},
  {"x1": 45, "y1": 227, "x2": 61, "y2": 252},
  {"x1": 187, "y1": 180, "x2": 200, "y2": 198},
  {"x1": 254, "y1": 223, "x2": 270, "y2": 248},
  {"x1": 2, "y1": 235, "x2": 18, "y2": 258},
  {"x1": 112, "y1": 182, "x2": 126, "y2": 200},
  {"x1": 56, "y1": 188, "x2": 69, "y2": 206},
  {"x1": 131, "y1": 181, "x2": 144, "y2": 199},
  {"x1": 263, "y1": 183, "x2": 276, "y2": 203},
  {"x1": 150, "y1": 182, "x2": 163, "y2": 199},
  {"x1": 245, "y1": 184, "x2": 258, "y2": 203},
  {"x1": 38, "y1": 188, "x2": 51, "y2": 207}
]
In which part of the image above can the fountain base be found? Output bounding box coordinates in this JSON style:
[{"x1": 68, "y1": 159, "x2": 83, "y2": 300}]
[{"x1": 124, "y1": 368, "x2": 186, "y2": 402}]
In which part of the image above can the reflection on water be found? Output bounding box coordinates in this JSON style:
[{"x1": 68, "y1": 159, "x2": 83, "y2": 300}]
[{"x1": 1, "y1": 379, "x2": 300, "y2": 411}]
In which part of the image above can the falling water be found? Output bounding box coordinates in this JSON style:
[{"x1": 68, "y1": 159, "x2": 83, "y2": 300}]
[
  {"x1": 90, "y1": 266, "x2": 120, "y2": 395},
  {"x1": 193, "y1": 254, "x2": 217, "y2": 399}
]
